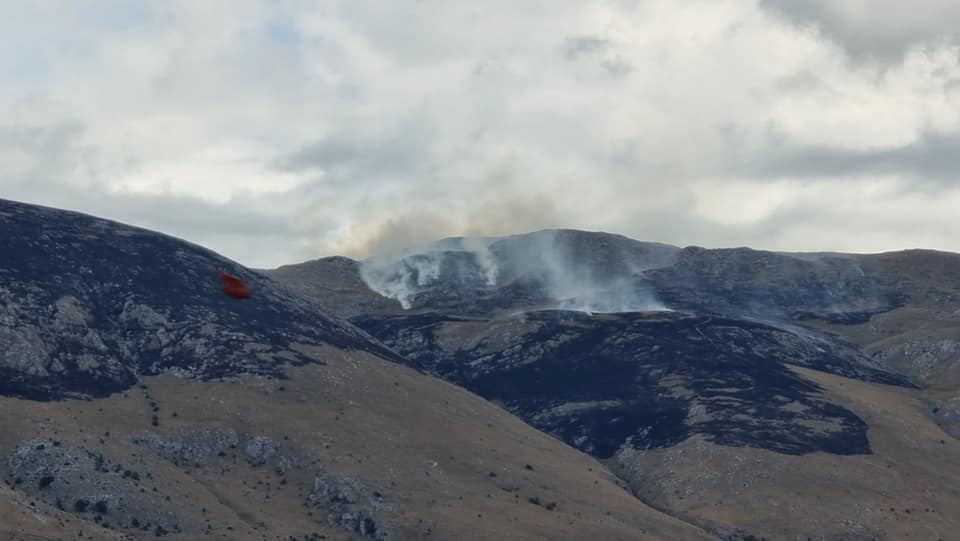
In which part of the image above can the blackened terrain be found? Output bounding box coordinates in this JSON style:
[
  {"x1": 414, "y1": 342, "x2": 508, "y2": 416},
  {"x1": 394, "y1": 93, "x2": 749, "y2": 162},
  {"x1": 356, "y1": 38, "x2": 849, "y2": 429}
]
[
  {"x1": 646, "y1": 246, "x2": 905, "y2": 323},
  {"x1": 0, "y1": 198, "x2": 395, "y2": 400},
  {"x1": 354, "y1": 310, "x2": 897, "y2": 458},
  {"x1": 269, "y1": 232, "x2": 922, "y2": 462}
]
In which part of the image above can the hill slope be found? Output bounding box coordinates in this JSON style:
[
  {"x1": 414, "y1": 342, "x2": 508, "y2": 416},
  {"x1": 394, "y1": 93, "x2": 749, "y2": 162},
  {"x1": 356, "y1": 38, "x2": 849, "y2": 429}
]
[
  {"x1": 0, "y1": 200, "x2": 713, "y2": 541},
  {"x1": 267, "y1": 230, "x2": 960, "y2": 540},
  {"x1": 0, "y1": 198, "x2": 394, "y2": 400}
]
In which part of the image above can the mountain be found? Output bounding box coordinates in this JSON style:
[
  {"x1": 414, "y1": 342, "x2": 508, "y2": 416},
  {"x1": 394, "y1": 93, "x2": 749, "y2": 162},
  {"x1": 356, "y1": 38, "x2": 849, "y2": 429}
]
[
  {"x1": 0, "y1": 199, "x2": 715, "y2": 541},
  {"x1": 267, "y1": 229, "x2": 960, "y2": 541},
  {"x1": 268, "y1": 256, "x2": 403, "y2": 319},
  {"x1": 0, "y1": 200, "x2": 396, "y2": 401}
]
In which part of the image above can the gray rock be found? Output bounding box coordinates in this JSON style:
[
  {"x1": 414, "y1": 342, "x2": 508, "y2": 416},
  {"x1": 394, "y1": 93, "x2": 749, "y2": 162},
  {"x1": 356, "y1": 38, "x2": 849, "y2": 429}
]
[
  {"x1": 5, "y1": 439, "x2": 197, "y2": 534},
  {"x1": 244, "y1": 436, "x2": 279, "y2": 466},
  {"x1": 933, "y1": 395, "x2": 960, "y2": 439},
  {"x1": 131, "y1": 429, "x2": 240, "y2": 468},
  {"x1": 306, "y1": 469, "x2": 392, "y2": 540}
]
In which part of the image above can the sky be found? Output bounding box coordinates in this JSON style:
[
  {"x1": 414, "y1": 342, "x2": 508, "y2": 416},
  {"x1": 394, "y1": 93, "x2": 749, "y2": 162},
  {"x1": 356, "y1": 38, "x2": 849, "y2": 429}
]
[{"x1": 2, "y1": 0, "x2": 960, "y2": 268}]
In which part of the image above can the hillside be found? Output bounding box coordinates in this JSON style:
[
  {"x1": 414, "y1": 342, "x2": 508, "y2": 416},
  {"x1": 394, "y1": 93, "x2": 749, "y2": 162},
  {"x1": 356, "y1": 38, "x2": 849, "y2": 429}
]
[
  {"x1": 0, "y1": 200, "x2": 713, "y2": 541},
  {"x1": 267, "y1": 230, "x2": 960, "y2": 540}
]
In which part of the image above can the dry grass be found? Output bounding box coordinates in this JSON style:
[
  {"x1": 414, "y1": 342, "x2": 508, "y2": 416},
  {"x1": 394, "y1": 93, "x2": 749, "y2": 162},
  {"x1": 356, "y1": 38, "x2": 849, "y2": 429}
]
[
  {"x1": 805, "y1": 250, "x2": 960, "y2": 390},
  {"x1": 0, "y1": 346, "x2": 712, "y2": 541},
  {"x1": 616, "y1": 366, "x2": 960, "y2": 540}
]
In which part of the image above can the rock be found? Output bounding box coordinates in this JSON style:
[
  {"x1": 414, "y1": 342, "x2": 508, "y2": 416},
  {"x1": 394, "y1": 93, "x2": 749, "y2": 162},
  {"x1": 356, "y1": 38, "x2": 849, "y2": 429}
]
[
  {"x1": 244, "y1": 436, "x2": 279, "y2": 466},
  {"x1": 306, "y1": 469, "x2": 392, "y2": 540},
  {"x1": 932, "y1": 395, "x2": 960, "y2": 439},
  {"x1": 5, "y1": 438, "x2": 198, "y2": 534},
  {"x1": 131, "y1": 429, "x2": 240, "y2": 468}
]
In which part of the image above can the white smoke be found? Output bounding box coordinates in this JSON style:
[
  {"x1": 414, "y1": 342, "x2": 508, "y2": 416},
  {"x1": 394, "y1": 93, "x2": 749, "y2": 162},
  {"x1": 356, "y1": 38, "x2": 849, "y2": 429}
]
[
  {"x1": 359, "y1": 230, "x2": 675, "y2": 313},
  {"x1": 359, "y1": 252, "x2": 444, "y2": 309},
  {"x1": 359, "y1": 237, "x2": 499, "y2": 309},
  {"x1": 461, "y1": 237, "x2": 499, "y2": 287}
]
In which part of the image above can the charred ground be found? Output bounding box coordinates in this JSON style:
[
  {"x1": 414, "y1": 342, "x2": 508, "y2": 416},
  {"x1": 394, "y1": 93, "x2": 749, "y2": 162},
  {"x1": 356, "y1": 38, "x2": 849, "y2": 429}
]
[
  {"x1": 0, "y1": 198, "x2": 395, "y2": 400},
  {"x1": 353, "y1": 310, "x2": 890, "y2": 458}
]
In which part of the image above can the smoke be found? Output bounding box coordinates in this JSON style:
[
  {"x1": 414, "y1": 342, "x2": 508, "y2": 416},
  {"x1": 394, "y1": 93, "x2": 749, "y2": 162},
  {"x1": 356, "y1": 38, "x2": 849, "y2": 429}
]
[
  {"x1": 492, "y1": 229, "x2": 673, "y2": 313},
  {"x1": 359, "y1": 237, "x2": 500, "y2": 309},
  {"x1": 359, "y1": 252, "x2": 447, "y2": 309},
  {"x1": 455, "y1": 237, "x2": 499, "y2": 287},
  {"x1": 326, "y1": 196, "x2": 564, "y2": 260},
  {"x1": 359, "y1": 229, "x2": 676, "y2": 313}
]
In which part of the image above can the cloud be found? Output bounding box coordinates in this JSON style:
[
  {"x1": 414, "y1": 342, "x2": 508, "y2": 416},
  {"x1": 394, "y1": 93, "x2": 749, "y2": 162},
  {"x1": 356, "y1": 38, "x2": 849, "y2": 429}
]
[
  {"x1": 0, "y1": 108, "x2": 298, "y2": 268},
  {"x1": 270, "y1": 119, "x2": 433, "y2": 184},
  {"x1": 760, "y1": 0, "x2": 960, "y2": 65},
  {"x1": 563, "y1": 36, "x2": 610, "y2": 60},
  {"x1": 2, "y1": 0, "x2": 960, "y2": 268},
  {"x1": 738, "y1": 131, "x2": 960, "y2": 184}
]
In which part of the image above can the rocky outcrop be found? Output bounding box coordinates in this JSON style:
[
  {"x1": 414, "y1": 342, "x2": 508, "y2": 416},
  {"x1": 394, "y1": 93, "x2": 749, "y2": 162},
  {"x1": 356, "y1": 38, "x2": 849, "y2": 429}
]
[
  {"x1": 131, "y1": 428, "x2": 301, "y2": 474},
  {"x1": 932, "y1": 395, "x2": 960, "y2": 439},
  {"x1": 306, "y1": 469, "x2": 393, "y2": 540},
  {"x1": 873, "y1": 338, "x2": 960, "y2": 384},
  {"x1": 5, "y1": 439, "x2": 199, "y2": 535},
  {"x1": 131, "y1": 428, "x2": 393, "y2": 540},
  {"x1": 130, "y1": 429, "x2": 242, "y2": 468}
]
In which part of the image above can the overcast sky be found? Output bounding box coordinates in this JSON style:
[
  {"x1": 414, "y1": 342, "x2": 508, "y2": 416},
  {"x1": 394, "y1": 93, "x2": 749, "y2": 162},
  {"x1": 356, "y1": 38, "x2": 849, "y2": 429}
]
[{"x1": 3, "y1": 1, "x2": 960, "y2": 267}]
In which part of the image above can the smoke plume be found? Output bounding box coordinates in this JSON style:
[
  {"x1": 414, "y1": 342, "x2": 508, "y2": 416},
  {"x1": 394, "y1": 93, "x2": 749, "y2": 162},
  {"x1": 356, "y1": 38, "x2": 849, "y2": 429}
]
[{"x1": 359, "y1": 229, "x2": 676, "y2": 313}]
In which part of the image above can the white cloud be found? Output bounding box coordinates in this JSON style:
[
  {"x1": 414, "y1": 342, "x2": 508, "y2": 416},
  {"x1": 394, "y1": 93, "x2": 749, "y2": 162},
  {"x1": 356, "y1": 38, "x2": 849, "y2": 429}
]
[{"x1": 1, "y1": 0, "x2": 959, "y2": 267}]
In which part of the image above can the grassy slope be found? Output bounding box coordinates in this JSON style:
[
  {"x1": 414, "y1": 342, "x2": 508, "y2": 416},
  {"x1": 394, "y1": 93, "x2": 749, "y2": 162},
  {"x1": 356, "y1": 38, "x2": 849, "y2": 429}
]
[
  {"x1": 808, "y1": 251, "x2": 960, "y2": 390},
  {"x1": 0, "y1": 346, "x2": 713, "y2": 541},
  {"x1": 615, "y1": 366, "x2": 960, "y2": 540}
]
